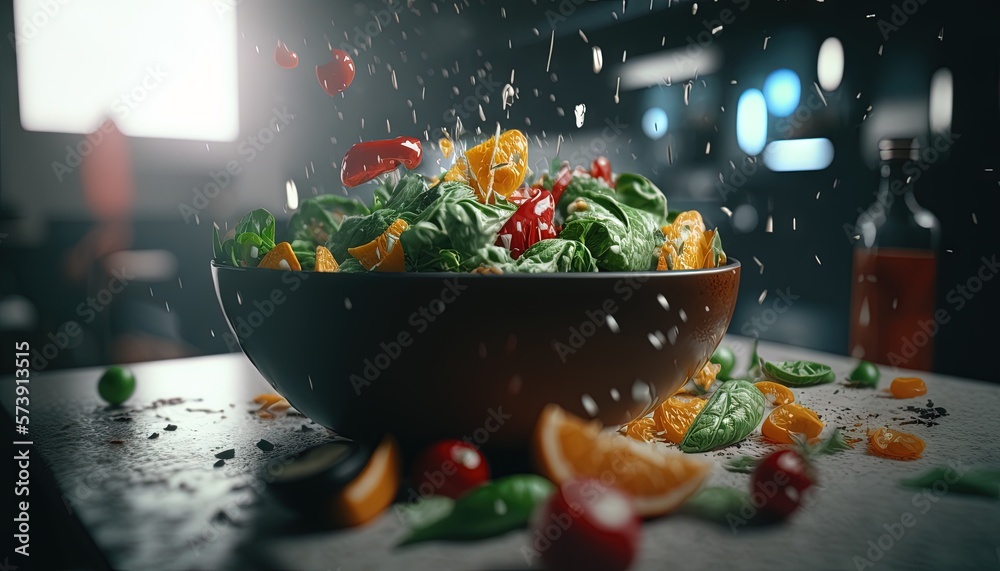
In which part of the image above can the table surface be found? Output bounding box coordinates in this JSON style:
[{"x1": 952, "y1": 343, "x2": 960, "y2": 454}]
[{"x1": 3, "y1": 335, "x2": 999, "y2": 571}]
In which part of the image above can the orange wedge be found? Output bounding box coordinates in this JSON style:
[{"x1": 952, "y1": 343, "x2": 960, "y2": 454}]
[
  {"x1": 653, "y1": 393, "x2": 707, "y2": 445},
  {"x1": 258, "y1": 242, "x2": 301, "y2": 271},
  {"x1": 533, "y1": 404, "x2": 711, "y2": 518},
  {"x1": 622, "y1": 416, "x2": 659, "y2": 443},
  {"x1": 315, "y1": 245, "x2": 339, "y2": 272},
  {"x1": 868, "y1": 427, "x2": 925, "y2": 460},
  {"x1": 761, "y1": 403, "x2": 824, "y2": 444},
  {"x1": 348, "y1": 218, "x2": 408, "y2": 272},
  {"x1": 754, "y1": 381, "x2": 795, "y2": 406},
  {"x1": 464, "y1": 129, "x2": 528, "y2": 201},
  {"x1": 691, "y1": 362, "x2": 721, "y2": 393}
]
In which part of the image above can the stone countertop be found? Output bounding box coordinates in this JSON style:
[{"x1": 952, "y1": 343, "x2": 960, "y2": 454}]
[{"x1": 2, "y1": 336, "x2": 999, "y2": 571}]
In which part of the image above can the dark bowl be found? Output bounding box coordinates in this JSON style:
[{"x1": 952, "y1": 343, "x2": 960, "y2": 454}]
[{"x1": 212, "y1": 260, "x2": 740, "y2": 449}]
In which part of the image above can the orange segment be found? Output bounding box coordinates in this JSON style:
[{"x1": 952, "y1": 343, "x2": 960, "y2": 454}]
[
  {"x1": 622, "y1": 416, "x2": 659, "y2": 443},
  {"x1": 653, "y1": 393, "x2": 707, "y2": 445},
  {"x1": 533, "y1": 404, "x2": 711, "y2": 518},
  {"x1": 761, "y1": 403, "x2": 824, "y2": 444},
  {"x1": 890, "y1": 377, "x2": 927, "y2": 399},
  {"x1": 868, "y1": 427, "x2": 925, "y2": 460},
  {"x1": 443, "y1": 156, "x2": 469, "y2": 183},
  {"x1": 754, "y1": 381, "x2": 795, "y2": 406},
  {"x1": 658, "y1": 211, "x2": 712, "y2": 270},
  {"x1": 464, "y1": 129, "x2": 528, "y2": 202},
  {"x1": 439, "y1": 137, "x2": 454, "y2": 159},
  {"x1": 258, "y1": 242, "x2": 301, "y2": 271},
  {"x1": 691, "y1": 362, "x2": 721, "y2": 393},
  {"x1": 348, "y1": 218, "x2": 408, "y2": 272},
  {"x1": 329, "y1": 435, "x2": 401, "y2": 526},
  {"x1": 315, "y1": 245, "x2": 339, "y2": 272}
]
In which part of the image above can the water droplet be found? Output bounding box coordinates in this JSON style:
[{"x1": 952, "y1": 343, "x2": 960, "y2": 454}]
[
  {"x1": 605, "y1": 314, "x2": 620, "y2": 333},
  {"x1": 574, "y1": 104, "x2": 586, "y2": 128},
  {"x1": 631, "y1": 379, "x2": 651, "y2": 403},
  {"x1": 667, "y1": 326, "x2": 679, "y2": 345},
  {"x1": 286, "y1": 180, "x2": 299, "y2": 210},
  {"x1": 592, "y1": 46, "x2": 603, "y2": 73},
  {"x1": 678, "y1": 309, "x2": 688, "y2": 323},
  {"x1": 647, "y1": 332, "x2": 663, "y2": 350},
  {"x1": 610, "y1": 388, "x2": 620, "y2": 401},
  {"x1": 236, "y1": 292, "x2": 243, "y2": 305},
  {"x1": 308, "y1": 375, "x2": 314, "y2": 390},
  {"x1": 344, "y1": 297, "x2": 352, "y2": 310},
  {"x1": 657, "y1": 294, "x2": 670, "y2": 310},
  {"x1": 581, "y1": 394, "x2": 599, "y2": 417}
]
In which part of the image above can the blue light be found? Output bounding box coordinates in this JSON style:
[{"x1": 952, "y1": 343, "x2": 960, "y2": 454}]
[
  {"x1": 642, "y1": 107, "x2": 668, "y2": 140},
  {"x1": 736, "y1": 89, "x2": 767, "y2": 155},
  {"x1": 763, "y1": 69, "x2": 801, "y2": 117},
  {"x1": 763, "y1": 138, "x2": 835, "y2": 171}
]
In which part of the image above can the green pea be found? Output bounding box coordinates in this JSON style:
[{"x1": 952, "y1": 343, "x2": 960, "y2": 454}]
[
  {"x1": 846, "y1": 360, "x2": 880, "y2": 388},
  {"x1": 710, "y1": 346, "x2": 737, "y2": 380},
  {"x1": 98, "y1": 366, "x2": 135, "y2": 406}
]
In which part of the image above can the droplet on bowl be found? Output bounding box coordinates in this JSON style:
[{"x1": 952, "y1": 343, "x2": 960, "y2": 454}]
[
  {"x1": 631, "y1": 379, "x2": 651, "y2": 403},
  {"x1": 667, "y1": 326, "x2": 679, "y2": 345},
  {"x1": 609, "y1": 388, "x2": 620, "y2": 401},
  {"x1": 236, "y1": 292, "x2": 243, "y2": 305},
  {"x1": 606, "y1": 315, "x2": 620, "y2": 333},
  {"x1": 344, "y1": 298, "x2": 352, "y2": 310},
  {"x1": 581, "y1": 394, "x2": 599, "y2": 417},
  {"x1": 678, "y1": 309, "x2": 688, "y2": 323},
  {"x1": 647, "y1": 333, "x2": 663, "y2": 350},
  {"x1": 657, "y1": 294, "x2": 670, "y2": 310}
]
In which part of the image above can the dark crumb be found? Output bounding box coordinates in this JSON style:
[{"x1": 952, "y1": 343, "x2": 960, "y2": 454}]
[
  {"x1": 833, "y1": 390, "x2": 839, "y2": 394},
  {"x1": 299, "y1": 424, "x2": 314, "y2": 432},
  {"x1": 214, "y1": 459, "x2": 226, "y2": 468},
  {"x1": 165, "y1": 424, "x2": 178, "y2": 431},
  {"x1": 113, "y1": 416, "x2": 133, "y2": 422},
  {"x1": 187, "y1": 408, "x2": 224, "y2": 414},
  {"x1": 109, "y1": 439, "x2": 125, "y2": 445},
  {"x1": 215, "y1": 448, "x2": 236, "y2": 460},
  {"x1": 256, "y1": 439, "x2": 275, "y2": 452},
  {"x1": 148, "y1": 432, "x2": 160, "y2": 439}
]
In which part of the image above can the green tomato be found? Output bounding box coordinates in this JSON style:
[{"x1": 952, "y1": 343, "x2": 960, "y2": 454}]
[
  {"x1": 98, "y1": 366, "x2": 136, "y2": 405},
  {"x1": 846, "y1": 360, "x2": 880, "y2": 388},
  {"x1": 710, "y1": 346, "x2": 737, "y2": 380}
]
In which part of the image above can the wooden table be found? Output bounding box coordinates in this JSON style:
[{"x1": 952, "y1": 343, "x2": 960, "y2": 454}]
[{"x1": 3, "y1": 336, "x2": 998, "y2": 570}]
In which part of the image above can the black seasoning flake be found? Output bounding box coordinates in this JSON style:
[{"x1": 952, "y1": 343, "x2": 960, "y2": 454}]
[
  {"x1": 109, "y1": 439, "x2": 125, "y2": 445},
  {"x1": 165, "y1": 424, "x2": 178, "y2": 431},
  {"x1": 113, "y1": 416, "x2": 133, "y2": 422},
  {"x1": 215, "y1": 448, "x2": 236, "y2": 460},
  {"x1": 300, "y1": 424, "x2": 314, "y2": 432},
  {"x1": 214, "y1": 459, "x2": 225, "y2": 468},
  {"x1": 148, "y1": 432, "x2": 160, "y2": 439},
  {"x1": 257, "y1": 439, "x2": 275, "y2": 452}
]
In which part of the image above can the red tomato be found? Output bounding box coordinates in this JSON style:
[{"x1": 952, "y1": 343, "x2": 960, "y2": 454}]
[
  {"x1": 340, "y1": 136, "x2": 423, "y2": 188},
  {"x1": 495, "y1": 187, "x2": 558, "y2": 259},
  {"x1": 530, "y1": 478, "x2": 640, "y2": 571},
  {"x1": 750, "y1": 449, "x2": 814, "y2": 520},
  {"x1": 590, "y1": 156, "x2": 612, "y2": 184},
  {"x1": 409, "y1": 440, "x2": 489, "y2": 499}
]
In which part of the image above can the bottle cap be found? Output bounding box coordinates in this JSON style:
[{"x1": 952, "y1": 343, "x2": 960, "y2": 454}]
[{"x1": 879, "y1": 138, "x2": 919, "y2": 160}]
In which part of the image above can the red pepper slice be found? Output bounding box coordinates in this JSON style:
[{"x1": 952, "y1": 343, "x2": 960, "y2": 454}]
[
  {"x1": 590, "y1": 156, "x2": 612, "y2": 185},
  {"x1": 340, "y1": 136, "x2": 423, "y2": 188},
  {"x1": 495, "y1": 187, "x2": 558, "y2": 259},
  {"x1": 550, "y1": 165, "x2": 574, "y2": 204},
  {"x1": 316, "y1": 49, "x2": 356, "y2": 96}
]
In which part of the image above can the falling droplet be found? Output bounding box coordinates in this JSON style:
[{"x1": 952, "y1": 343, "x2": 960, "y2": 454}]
[
  {"x1": 344, "y1": 297, "x2": 352, "y2": 310},
  {"x1": 648, "y1": 332, "x2": 663, "y2": 350},
  {"x1": 605, "y1": 314, "x2": 619, "y2": 333},
  {"x1": 285, "y1": 180, "x2": 299, "y2": 210},
  {"x1": 236, "y1": 292, "x2": 243, "y2": 305},
  {"x1": 657, "y1": 294, "x2": 670, "y2": 310},
  {"x1": 574, "y1": 104, "x2": 586, "y2": 128},
  {"x1": 758, "y1": 290, "x2": 767, "y2": 304},
  {"x1": 581, "y1": 394, "x2": 599, "y2": 417},
  {"x1": 610, "y1": 388, "x2": 620, "y2": 401},
  {"x1": 274, "y1": 40, "x2": 299, "y2": 69},
  {"x1": 679, "y1": 309, "x2": 688, "y2": 323},
  {"x1": 859, "y1": 297, "x2": 871, "y2": 326},
  {"x1": 502, "y1": 83, "x2": 515, "y2": 110},
  {"x1": 592, "y1": 46, "x2": 603, "y2": 73}
]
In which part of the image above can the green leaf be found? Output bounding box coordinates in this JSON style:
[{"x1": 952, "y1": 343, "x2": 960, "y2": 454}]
[
  {"x1": 680, "y1": 380, "x2": 765, "y2": 453},
  {"x1": 709, "y1": 229, "x2": 726, "y2": 266},
  {"x1": 900, "y1": 467, "x2": 1000, "y2": 498},
  {"x1": 234, "y1": 208, "x2": 276, "y2": 249},
  {"x1": 399, "y1": 475, "x2": 554, "y2": 546},
  {"x1": 503, "y1": 239, "x2": 598, "y2": 273},
  {"x1": 290, "y1": 240, "x2": 316, "y2": 271},
  {"x1": 559, "y1": 192, "x2": 660, "y2": 271},
  {"x1": 232, "y1": 232, "x2": 268, "y2": 267},
  {"x1": 325, "y1": 209, "x2": 400, "y2": 262},
  {"x1": 382, "y1": 173, "x2": 433, "y2": 216},
  {"x1": 554, "y1": 175, "x2": 615, "y2": 222},
  {"x1": 337, "y1": 257, "x2": 368, "y2": 273},
  {"x1": 762, "y1": 360, "x2": 835, "y2": 387},
  {"x1": 723, "y1": 455, "x2": 760, "y2": 474},
  {"x1": 288, "y1": 195, "x2": 370, "y2": 247},
  {"x1": 812, "y1": 429, "x2": 853, "y2": 455},
  {"x1": 614, "y1": 173, "x2": 668, "y2": 225},
  {"x1": 680, "y1": 486, "x2": 752, "y2": 524}
]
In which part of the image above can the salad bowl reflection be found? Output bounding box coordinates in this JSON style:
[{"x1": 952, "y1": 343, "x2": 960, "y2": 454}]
[{"x1": 212, "y1": 260, "x2": 740, "y2": 449}]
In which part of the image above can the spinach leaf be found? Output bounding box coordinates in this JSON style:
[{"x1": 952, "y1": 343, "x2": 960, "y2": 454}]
[
  {"x1": 290, "y1": 240, "x2": 317, "y2": 271},
  {"x1": 400, "y1": 181, "x2": 516, "y2": 272},
  {"x1": 382, "y1": 173, "x2": 433, "y2": 217},
  {"x1": 325, "y1": 209, "x2": 400, "y2": 262},
  {"x1": 337, "y1": 257, "x2": 368, "y2": 273},
  {"x1": 559, "y1": 193, "x2": 660, "y2": 271},
  {"x1": 371, "y1": 178, "x2": 394, "y2": 211},
  {"x1": 614, "y1": 173, "x2": 668, "y2": 226},
  {"x1": 900, "y1": 467, "x2": 1000, "y2": 498},
  {"x1": 680, "y1": 380, "x2": 765, "y2": 453},
  {"x1": 503, "y1": 238, "x2": 597, "y2": 273},
  {"x1": 234, "y1": 208, "x2": 276, "y2": 250},
  {"x1": 723, "y1": 455, "x2": 760, "y2": 474},
  {"x1": 762, "y1": 360, "x2": 835, "y2": 387},
  {"x1": 554, "y1": 175, "x2": 615, "y2": 222},
  {"x1": 288, "y1": 195, "x2": 370, "y2": 246}
]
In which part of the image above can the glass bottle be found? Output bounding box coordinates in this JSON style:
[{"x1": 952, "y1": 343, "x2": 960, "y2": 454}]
[{"x1": 849, "y1": 138, "x2": 941, "y2": 371}]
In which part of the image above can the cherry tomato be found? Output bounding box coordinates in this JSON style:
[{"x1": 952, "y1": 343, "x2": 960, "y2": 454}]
[
  {"x1": 495, "y1": 187, "x2": 558, "y2": 259},
  {"x1": 409, "y1": 440, "x2": 489, "y2": 499},
  {"x1": 590, "y1": 156, "x2": 612, "y2": 184},
  {"x1": 98, "y1": 366, "x2": 135, "y2": 406},
  {"x1": 750, "y1": 449, "x2": 814, "y2": 521},
  {"x1": 530, "y1": 478, "x2": 640, "y2": 571},
  {"x1": 341, "y1": 136, "x2": 423, "y2": 188}
]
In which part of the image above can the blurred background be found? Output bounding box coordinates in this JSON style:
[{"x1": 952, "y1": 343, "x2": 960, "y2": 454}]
[{"x1": 1, "y1": 0, "x2": 997, "y2": 380}]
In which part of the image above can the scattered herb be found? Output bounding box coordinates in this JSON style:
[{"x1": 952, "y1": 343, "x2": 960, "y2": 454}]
[
  {"x1": 215, "y1": 449, "x2": 236, "y2": 460},
  {"x1": 900, "y1": 467, "x2": 1000, "y2": 498},
  {"x1": 164, "y1": 424, "x2": 178, "y2": 431},
  {"x1": 256, "y1": 439, "x2": 275, "y2": 452},
  {"x1": 762, "y1": 360, "x2": 835, "y2": 387},
  {"x1": 724, "y1": 455, "x2": 760, "y2": 474}
]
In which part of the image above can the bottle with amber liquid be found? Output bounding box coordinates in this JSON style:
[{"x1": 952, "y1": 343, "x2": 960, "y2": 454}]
[{"x1": 849, "y1": 138, "x2": 940, "y2": 371}]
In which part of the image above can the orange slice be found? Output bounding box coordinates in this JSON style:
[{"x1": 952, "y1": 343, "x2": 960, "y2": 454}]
[
  {"x1": 464, "y1": 129, "x2": 528, "y2": 201},
  {"x1": 653, "y1": 393, "x2": 707, "y2": 445},
  {"x1": 890, "y1": 377, "x2": 927, "y2": 399},
  {"x1": 258, "y1": 242, "x2": 301, "y2": 271},
  {"x1": 754, "y1": 381, "x2": 795, "y2": 406},
  {"x1": 533, "y1": 404, "x2": 711, "y2": 518},
  {"x1": 315, "y1": 245, "x2": 339, "y2": 272},
  {"x1": 691, "y1": 362, "x2": 721, "y2": 393},
  {"x1": 622, "y1": 416, "x2": 659, "y2": 443},
  {"x1": 761, "y1": 403, "x2": 824, "y2": 444},
  {"x1": 868, "y1": 427, "x2": 925, "y2": 460},
  {"x1": 439, "y1": 137, "x2": 454, "y2": 159},
  {"x1": 329, "y1": 434, "x2": 401, "y2": 526},
  {"x1": 348, "y1": 218, "x2": 408, "y2": 272}
]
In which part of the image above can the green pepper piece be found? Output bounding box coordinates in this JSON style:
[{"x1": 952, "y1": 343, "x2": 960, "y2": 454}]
[
  {"x1": 762, "y1": 360, "x2": 835, "y2": 387},
  {"x1": 680, "y1": 380, "x2": 765, "y2": 453},
  {"x1": 845, "y1": 360, "x2": 880, "y2": 388},
  {"x1": 399, "y1": 474, "x2": 554, "y2": 546},
  {"x1": 900, "y1": 467, "x2": 1000, "y2": 498},
  {"x1": 680, "y1": 486, "x2": 752, "y2": 524}
]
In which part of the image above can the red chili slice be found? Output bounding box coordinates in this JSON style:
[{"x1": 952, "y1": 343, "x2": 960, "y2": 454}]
[
  {"x1": 495, "y1": 187, "x2": 558, "y2": 259},
  {"x1": 550, "y1": 165, "x2": 574, "y2": 204},
  {"x1": 340, "y1": 137, "x2": 423, "y2": 188},
  {"x1": 590, "y1": 156, "x2": 612, "y2": 184}
]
